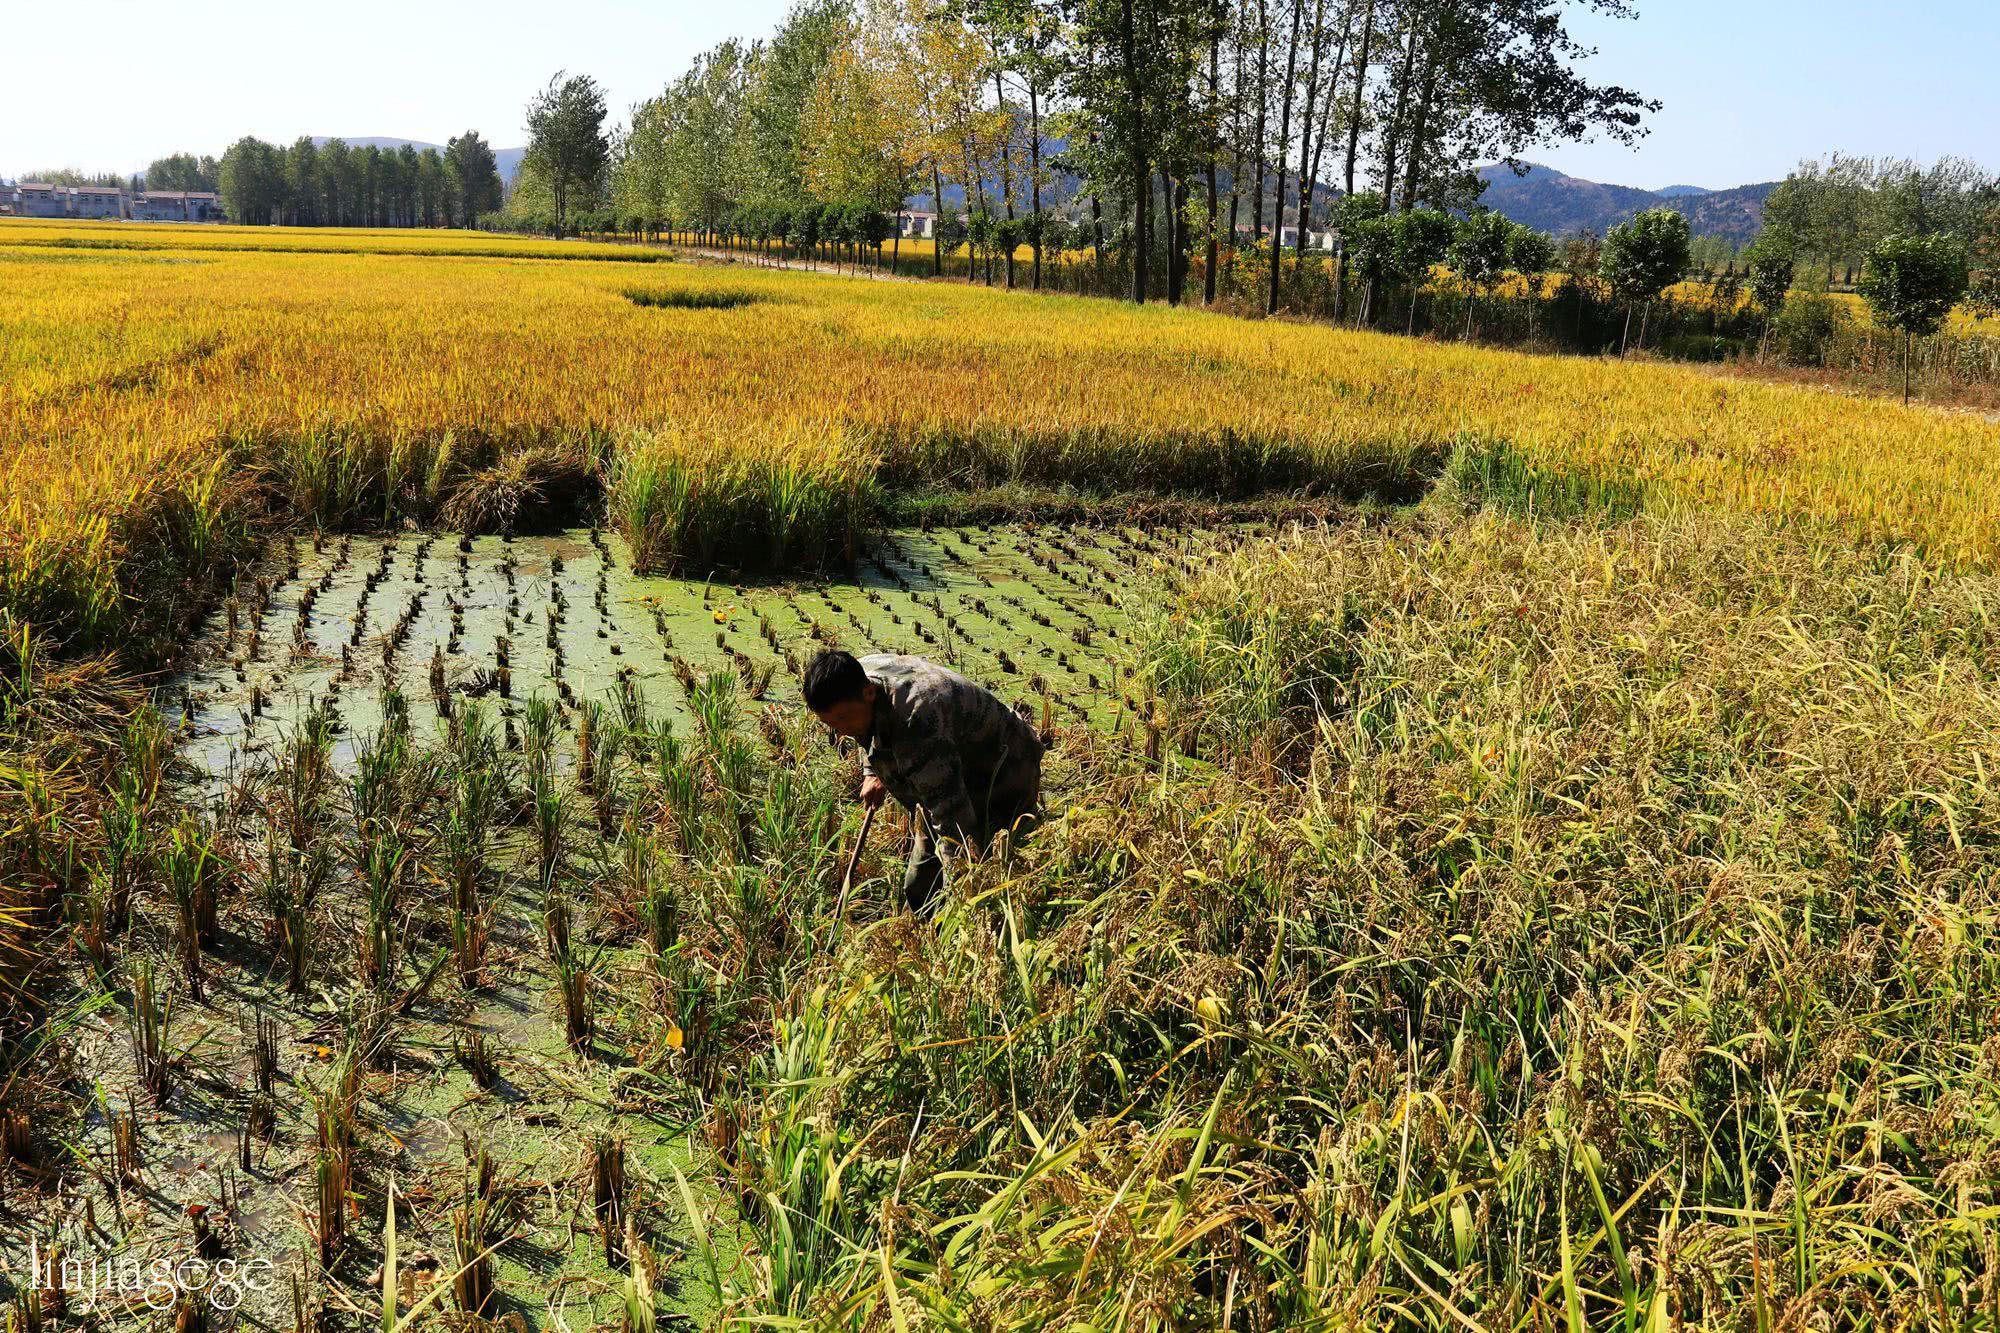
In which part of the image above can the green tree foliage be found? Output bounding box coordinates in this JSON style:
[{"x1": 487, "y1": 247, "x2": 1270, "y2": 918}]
[
  {"x1": 143, "y1": 153, "x2": 220, "y2": 192},
  {"x1": 1449, "y1": 210, "x2": 1515, "y2": 337},
  {"x1": 1450, "y1": 211, "x2": 1510, "y2": 285},
  {"x1": 1507, "y1": 226, "x2": 1555, "y2": 293},
  {"x1": 219, "y1": 137, "x2": 288, "y2": 224},
  {"x1": 1858, "y1": 232, "x2": 1970, "y2": 400},
  {"x1": 1745, "y1": 226, "x2": 1797, "y2": 318},
  {"x1": 446, "y1": 132, "x2": 504, "y2": 226},
  {"x1": 1391, "y1": 208, "x2": 1453, "y2": 292},
  {"x1": 525, "y1": 71, "x2": 612, "y2": 236},
  {"x1": 212, "y1": 136, "x2": 462, "y2": 227},
  {"x1": 1600, "y1": 207, "x2": 1691, "y2": 351},
  {"x1": 743, "y1": 0, "x2": 856, "y2": 206}
]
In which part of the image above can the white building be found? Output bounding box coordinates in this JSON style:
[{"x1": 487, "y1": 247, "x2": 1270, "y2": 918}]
[{"x1": 897, "y1": 211, "x2": 938, "y2": 240}]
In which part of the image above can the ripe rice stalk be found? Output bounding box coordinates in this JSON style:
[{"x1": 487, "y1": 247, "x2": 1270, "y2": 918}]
[
  {"x1": 71, "y1": 874, "x2": 114, "y2": 979},
  {"x1": 522, "y1": 696, "x2": 559, "y2": 791},
  {"x1": 440, "y1": 1136, "x2": 514, "y2": 1319},
  {"x1": 2, "y1": 1109, "x2": 32, "y2": 1167},
  {"x1": 653, "y1": 726, "x2": 705, "y2": 856},
  {"x1": 576, "y1": 700, "x2": 600, "y2": 798},
  {"x1": 450, "y1": 896, "x2": 489, "y2": 990},
  {"x1": 308, "y1": 1076, "x2": 356, "y2": 1270},
  {"x1": 262, "y1": 812, "x2": 323, "y2": 994}
]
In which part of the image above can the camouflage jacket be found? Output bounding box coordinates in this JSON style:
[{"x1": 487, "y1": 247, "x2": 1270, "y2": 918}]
[{"x1": 857, "y1": 654, "x2": 1043, "y2": 849}]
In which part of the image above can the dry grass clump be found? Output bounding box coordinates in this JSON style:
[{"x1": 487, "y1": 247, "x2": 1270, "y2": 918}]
[
  {"x1": 438, "y1": 444, "x2": 599, "y2": 534},
  {"x1": 675, "y1": 510, "x2": 2000, "y2": 1329}
]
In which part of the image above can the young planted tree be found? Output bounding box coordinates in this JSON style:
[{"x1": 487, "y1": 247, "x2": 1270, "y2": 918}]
[
  {"x1": 1745, "y1": 225, "x2": 1798, "y2": 356},
  {"x1": 1389, "y1": 206, "x2": 1452, "y2": 333},
  {"x1": 1449, "y1": 209, "x2": 1513, "y2": 338},
  {"x1": 1600, "y1": 206, "x2": 1691, "y2": 353},
  {"x1": 1507, "y1": 225, "x2": 1556, "y2": 339},
  {"x1": 1858, "y1": 232, "x2": 1970, "y2": 402}
]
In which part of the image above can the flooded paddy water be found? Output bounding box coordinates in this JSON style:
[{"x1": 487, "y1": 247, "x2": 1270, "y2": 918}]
[
  {"x1": 24, "y1": 520, "x2": 1265, "y2": 1332},
  {"x1": 176, "y1": 520, "x2": 1262, "y2": 780}
]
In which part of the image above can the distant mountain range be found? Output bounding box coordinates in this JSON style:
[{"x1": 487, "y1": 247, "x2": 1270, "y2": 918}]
[
  {"x1": 310, "y1": 137, "x2": 526, "y2": 184},
  {"x1": 1475, "y1": 163, "x2": 1779, "y2": 246},
  {"x1": 922, "y1": 155, "x2": 1775, "y2": 246}
]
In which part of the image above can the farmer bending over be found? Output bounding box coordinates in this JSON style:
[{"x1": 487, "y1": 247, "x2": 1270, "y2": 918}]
[{"x1": 803, "y1": 650, "x2": 1043, "y2": 913}]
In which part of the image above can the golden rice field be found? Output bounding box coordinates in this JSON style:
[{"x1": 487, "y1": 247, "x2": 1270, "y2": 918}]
[
  {"x1": 4, "y1": 216, "x2": 2000, "y2": 653},
  {"x1": 16, "y1": 219, "x2": 2000, "y2": 1331},
  {"x1": 0, "y1": 218, "x2": 675, "y2": 261}
]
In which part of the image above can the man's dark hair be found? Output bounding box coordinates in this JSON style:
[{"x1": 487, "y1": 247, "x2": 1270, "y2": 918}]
[{"x1": 802, "y1": 649, "x2": 869, "y2": 711}]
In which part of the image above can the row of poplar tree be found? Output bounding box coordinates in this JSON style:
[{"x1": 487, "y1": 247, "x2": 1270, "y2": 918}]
[
  {"x1": 505, "y1": 0, "x2": 1656, "y2": 310},
  {"x1": 216, "y1": 135, "x2": 506, "y2": 230}
]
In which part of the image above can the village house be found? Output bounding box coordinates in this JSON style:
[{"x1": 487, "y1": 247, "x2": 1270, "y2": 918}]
[
  {"x1": 131, "y1": 191, "x2": 224, "y2": 222},
  {"x1": 67, "y1": 185, "x2": 126, "y2": 218},
  {"x1": 0, "y1": 183, "x2": 224, "y2": 221},
  {"x1": 1232, "y1": 221, "x2": 1335, "y2": 251},
  {"x1": 12, "y1": 183, "x2": 67, "y2": 217}
]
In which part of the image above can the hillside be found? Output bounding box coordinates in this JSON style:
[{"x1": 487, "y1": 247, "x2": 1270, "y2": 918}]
[{"x1": 1476, "y1": 162, "x2": 1777, "y2": 244}]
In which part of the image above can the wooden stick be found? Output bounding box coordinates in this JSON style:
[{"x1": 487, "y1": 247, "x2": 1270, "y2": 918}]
[{"x1": 827, "y1": 804, "x2": 878, "y2": 951}]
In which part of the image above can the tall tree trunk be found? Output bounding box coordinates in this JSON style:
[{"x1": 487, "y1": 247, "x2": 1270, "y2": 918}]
[
  {"x1": 1029, "y1": 80, "x2": 1044, "y2": 291},
  {"x1": 1291, "y1": 0, "x2": 1340, "y2": 296},
  {"x1": 1226, "y1": 13, "x2": 1247, "y2": 265},
  {"x1": 932, "y1": 164, "x2": 945, "y2": 277},
  {"x1": 1121, "y1": 0, "x2": 1149, "y2": 303},
  {"x1": 1332, "y1": 0, "x2": 1375, "y2": 323},
  {"x1": 1165, "y1": 172, "x2": 1193, "y2": 305},
  {"x1": 1204, "y1": 3, "x2": 1223, "y2": 305},
  {"x1": 1266, "y1": 0, "x2": 1303, "y2": 314},
  {"x1": 1377, "y1": 18, "x2": 1420, "y2": 215},
  {"x1": 1398, "y1": 15, "x2": 1446, "y2": 213},
  {"x1": 1251, "y1": 0, "x2": 1270, "y2": 241},
  {"x1": 1304, "y1": 10, "x2": 1353, "y2": 264},
  {"x1": 995, "y1": 68, "x2": 1017, "y2": 289},
  {"x1": 1092, "y1": 192, "x2": 1107, "y2": 293}
]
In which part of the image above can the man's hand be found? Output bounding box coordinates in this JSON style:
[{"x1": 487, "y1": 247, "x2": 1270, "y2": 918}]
[{"x1": 860, "y1": 773, "x2": 889, "y2": 811}]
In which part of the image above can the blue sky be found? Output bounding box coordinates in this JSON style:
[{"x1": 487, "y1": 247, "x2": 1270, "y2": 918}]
[{"x1": 3, "y1": 0, "x2": 1993, "y2": 188}]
